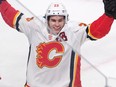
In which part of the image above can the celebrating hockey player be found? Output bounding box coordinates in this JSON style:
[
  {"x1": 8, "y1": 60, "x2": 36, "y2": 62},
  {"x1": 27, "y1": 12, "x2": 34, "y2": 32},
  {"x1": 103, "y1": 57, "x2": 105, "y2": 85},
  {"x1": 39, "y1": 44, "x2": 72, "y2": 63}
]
[{"x1": 0, "y1": 0, "x2": 116, "y2": 87}]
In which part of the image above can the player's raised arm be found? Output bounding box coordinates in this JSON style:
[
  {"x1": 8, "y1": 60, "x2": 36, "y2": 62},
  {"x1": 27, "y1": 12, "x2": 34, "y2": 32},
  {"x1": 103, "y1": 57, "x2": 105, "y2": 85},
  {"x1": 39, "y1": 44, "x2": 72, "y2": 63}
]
[
  {"x1": 87, "y1": 0, "x2": 116, "y2": 40},
  {"x1": 0, "y1": 0, "x2": 22, "y2": 28}
]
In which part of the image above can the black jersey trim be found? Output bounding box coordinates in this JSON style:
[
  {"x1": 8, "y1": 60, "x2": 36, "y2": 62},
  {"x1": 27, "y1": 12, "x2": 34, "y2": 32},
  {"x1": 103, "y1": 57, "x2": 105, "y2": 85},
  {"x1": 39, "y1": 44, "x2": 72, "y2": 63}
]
[
  {"x1": 86, "y1": 27, "x2": 97, "y2": 41},
  {"x1": 69, "y1": 50, "x2": 75, "y2": 87},
  {"x1": 16, "y1": 13, "x2": 24, "y2": 31}
]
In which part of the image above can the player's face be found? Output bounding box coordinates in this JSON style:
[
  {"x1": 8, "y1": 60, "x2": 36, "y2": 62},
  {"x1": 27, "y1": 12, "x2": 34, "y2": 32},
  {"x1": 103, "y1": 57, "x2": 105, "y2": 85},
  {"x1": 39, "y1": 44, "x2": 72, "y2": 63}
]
[{"x1": 48, "y1": 15, "x2": 65, "y2": 34}]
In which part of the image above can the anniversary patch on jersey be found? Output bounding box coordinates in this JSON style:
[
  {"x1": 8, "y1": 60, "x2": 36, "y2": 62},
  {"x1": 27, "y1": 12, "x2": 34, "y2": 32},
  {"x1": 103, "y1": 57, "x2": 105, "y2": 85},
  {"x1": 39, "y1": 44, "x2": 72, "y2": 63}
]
[{"x1": 56, "y1": 32, "x2": 68, "y2": 42}]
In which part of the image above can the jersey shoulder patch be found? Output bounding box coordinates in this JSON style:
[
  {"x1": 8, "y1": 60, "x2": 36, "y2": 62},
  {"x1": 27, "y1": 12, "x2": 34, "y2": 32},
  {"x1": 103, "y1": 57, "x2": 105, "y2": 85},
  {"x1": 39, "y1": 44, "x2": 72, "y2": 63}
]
[
  {"x1": 67, "y1": 21, "x2": 87, "y2": 32},
  {"x1": 79, "y1": 22, "x2": 87, "y2": 26},
  {"x1": 26, "y1": 17, "x2": 34, "y2": 22}
]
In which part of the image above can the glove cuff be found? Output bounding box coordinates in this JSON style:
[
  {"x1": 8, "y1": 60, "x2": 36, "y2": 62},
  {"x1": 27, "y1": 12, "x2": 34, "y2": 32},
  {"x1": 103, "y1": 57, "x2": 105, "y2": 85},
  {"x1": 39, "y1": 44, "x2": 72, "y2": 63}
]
[{"x1": 0, "y1": 0, "x2": 6, "y2": 4}]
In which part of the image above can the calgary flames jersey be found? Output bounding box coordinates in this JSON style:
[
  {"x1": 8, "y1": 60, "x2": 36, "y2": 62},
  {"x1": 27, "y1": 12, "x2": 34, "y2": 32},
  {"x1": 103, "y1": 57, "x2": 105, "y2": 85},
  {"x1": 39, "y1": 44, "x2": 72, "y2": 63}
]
[{"x1": 18, "y1": 15, "x2": 88, "y2": 87}]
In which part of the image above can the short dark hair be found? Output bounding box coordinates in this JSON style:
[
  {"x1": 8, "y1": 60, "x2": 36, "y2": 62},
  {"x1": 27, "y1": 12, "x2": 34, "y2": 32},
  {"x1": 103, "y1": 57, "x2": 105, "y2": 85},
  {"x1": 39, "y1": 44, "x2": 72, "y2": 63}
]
[{"x1": 47, "y1": 16, "x2": 65, "y2": 21}]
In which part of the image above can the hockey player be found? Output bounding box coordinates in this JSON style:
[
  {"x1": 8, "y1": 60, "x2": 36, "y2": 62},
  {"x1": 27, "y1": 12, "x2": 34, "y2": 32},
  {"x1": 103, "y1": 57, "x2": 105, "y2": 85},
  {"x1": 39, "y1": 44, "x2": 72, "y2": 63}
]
[{"x1": 0, "y1": 0, "x2": 116, "y2": 87}]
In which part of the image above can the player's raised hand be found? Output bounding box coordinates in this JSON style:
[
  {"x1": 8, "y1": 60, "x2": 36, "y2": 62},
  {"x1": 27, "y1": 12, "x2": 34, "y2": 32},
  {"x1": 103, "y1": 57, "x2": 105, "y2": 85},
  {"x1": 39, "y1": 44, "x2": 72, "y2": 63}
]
[{"x1": 103, "y1": 0, "x2": 116, "y2": 19}]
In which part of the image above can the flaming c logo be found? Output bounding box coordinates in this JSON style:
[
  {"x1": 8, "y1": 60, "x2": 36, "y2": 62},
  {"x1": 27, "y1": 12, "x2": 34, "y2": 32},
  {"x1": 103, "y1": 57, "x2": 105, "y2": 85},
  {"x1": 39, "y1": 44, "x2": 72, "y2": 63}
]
[{"x1": 36, "y1": 41, "x2": 64, "y2": 68}]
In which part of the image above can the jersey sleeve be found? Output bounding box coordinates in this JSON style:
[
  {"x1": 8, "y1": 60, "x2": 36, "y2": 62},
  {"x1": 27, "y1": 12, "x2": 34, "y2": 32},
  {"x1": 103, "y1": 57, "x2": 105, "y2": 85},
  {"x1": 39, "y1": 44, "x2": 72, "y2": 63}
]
[
  {"x1": 0, "y1": 0, "x2": 45, "y2": 38},
  {"x1": 0, "y1": 0, "x2": 32, "y2": 39},
  {"x1": 67, "y1": 21, "x2": 89, "y2": 54},
  {"x1": 87, "y1": 13, "x2": 114, "y2": 40},
  {"x1": 0, "y1": 0, "x2": 21, "y2": 28},
  {"x1": 67, "y1": 13, "x2": 114, "y2": 52}
]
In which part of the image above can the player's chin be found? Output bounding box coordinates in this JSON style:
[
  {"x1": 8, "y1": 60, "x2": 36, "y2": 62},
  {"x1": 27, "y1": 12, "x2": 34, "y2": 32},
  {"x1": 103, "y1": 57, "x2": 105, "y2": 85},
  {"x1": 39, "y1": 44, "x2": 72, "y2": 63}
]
[{"x1": 52, "y1": 29, "x2": 61, "y2": 34}]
